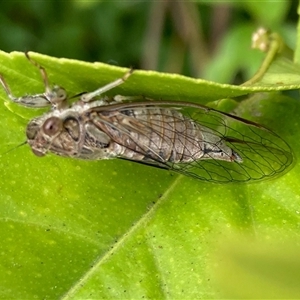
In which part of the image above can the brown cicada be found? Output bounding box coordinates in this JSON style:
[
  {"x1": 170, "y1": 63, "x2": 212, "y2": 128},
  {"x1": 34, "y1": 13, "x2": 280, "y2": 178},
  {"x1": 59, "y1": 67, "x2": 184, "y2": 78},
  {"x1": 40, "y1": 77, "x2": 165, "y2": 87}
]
[{"x1": 0, "y1": 54, "x2": 293, "y2": 183}]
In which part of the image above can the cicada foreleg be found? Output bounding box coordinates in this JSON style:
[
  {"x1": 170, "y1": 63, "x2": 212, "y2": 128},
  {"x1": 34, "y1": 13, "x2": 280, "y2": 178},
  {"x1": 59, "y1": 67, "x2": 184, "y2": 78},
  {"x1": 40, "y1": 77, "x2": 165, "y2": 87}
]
[
  {"x1": 80, "y1": 68, "x2": 134, "y2": 103},
  {"x1": 0, "y1": 53, "x2": 68, "y2": 109}
]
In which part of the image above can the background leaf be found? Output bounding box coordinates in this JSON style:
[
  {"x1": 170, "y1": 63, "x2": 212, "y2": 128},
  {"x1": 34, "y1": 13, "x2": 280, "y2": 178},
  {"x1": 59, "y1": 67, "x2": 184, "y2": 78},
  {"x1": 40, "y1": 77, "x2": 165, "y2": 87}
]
[
  {"x1": 0, "y1": 51, "x2": 299, "y2": 299},
  {"x1": 0, "y1": 1, "x2": 299, "y2": 299}
]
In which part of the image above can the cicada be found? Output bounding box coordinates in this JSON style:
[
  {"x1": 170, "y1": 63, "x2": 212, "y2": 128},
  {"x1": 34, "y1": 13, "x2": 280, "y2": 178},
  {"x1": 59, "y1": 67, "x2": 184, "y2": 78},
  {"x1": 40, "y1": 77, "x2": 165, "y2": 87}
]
[{"x1": 0, "y1": 54, "x2": 293, "y2": 183}]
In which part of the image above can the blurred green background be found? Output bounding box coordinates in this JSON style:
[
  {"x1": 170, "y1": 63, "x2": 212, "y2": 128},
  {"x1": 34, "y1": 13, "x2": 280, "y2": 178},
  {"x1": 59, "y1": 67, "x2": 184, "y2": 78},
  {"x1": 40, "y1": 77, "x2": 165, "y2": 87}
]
[
  {"x1": 0, "y1": 1, "x2": 300, "y2": 299},
  {"x1": 0, "y1": 0, "x2": 297, "y2": 82}
]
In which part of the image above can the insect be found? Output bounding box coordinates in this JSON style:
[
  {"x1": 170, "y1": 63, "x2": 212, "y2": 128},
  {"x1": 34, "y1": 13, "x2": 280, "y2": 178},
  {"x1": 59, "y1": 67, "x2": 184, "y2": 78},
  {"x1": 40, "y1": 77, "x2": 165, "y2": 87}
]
[{"x1": 0, "y1": 54, "x2": 293, "y2": 183}]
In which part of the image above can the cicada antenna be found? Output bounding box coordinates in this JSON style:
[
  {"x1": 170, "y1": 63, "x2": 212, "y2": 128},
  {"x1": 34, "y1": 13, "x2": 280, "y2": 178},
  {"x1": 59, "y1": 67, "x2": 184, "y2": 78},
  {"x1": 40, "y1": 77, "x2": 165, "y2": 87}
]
[{"x1": 0, "y1": 141, "x2": 27, "y2": 157}]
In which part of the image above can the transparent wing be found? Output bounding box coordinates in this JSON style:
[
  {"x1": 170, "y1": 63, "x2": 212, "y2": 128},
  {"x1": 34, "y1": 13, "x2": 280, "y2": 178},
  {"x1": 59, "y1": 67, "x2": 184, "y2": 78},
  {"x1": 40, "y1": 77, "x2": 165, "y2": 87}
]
[
  {"x1": 92, "y1": 101, "x2": 293, "y2": 183},
  {"x1": 169, "y1": 105, "x2": 292, "y2": 182}
]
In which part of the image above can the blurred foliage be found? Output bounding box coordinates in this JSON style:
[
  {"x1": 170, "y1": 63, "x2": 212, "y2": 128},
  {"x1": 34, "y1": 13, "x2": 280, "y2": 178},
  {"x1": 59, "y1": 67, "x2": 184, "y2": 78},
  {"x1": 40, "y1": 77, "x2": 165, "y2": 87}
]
[
  {"x1": 1, "y1": 1, "x2": 300, "y2": 299},
  {"x1": 0, "y1": 0, "x2": 297, "y2": 82}
]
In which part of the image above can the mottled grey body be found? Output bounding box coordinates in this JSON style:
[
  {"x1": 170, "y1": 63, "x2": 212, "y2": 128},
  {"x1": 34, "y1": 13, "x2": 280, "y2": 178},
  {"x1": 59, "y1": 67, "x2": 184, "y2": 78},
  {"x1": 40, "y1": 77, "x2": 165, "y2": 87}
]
[
  {"x1": 26, "y1": 103, "x2": 241, "y2": 165},
  {"x1": 87, "y1": 106, "x2": 240, "y2": 163}
]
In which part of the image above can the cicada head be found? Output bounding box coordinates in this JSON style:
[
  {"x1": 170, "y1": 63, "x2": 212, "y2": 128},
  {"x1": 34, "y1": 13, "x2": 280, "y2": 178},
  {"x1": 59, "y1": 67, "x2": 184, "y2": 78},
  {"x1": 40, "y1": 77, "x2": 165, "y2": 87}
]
[
  {"x1": 26, "y1": 108, "x2": 113, "y2": 160},
  {"x1": 26, "y1": 112, "x2": 84, "y2": 157}
]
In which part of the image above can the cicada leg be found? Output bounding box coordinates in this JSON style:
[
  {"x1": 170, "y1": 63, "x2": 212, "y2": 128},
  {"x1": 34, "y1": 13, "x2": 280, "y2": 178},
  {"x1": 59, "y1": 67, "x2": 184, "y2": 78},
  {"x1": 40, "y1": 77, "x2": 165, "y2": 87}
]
[
  {"x1": 80, "y1": 68, "x2": 134, "y2": 103},
  {"x1": 25, "y1": 52, "x2": 51, "y2": 94},
  {"x1": 0, "y1": 53, "x2": 68, "y2": 109}
]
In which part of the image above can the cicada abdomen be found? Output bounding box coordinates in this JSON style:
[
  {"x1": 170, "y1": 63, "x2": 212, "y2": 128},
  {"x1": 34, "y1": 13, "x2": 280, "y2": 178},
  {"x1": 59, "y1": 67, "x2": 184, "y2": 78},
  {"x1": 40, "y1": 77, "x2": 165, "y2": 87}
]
[
  {"x1": 88, "y1": 105, "x2": 241, "y2": 162},
  {"x1": 0, "y1": 54, "x2": 293, "y2": 183}
]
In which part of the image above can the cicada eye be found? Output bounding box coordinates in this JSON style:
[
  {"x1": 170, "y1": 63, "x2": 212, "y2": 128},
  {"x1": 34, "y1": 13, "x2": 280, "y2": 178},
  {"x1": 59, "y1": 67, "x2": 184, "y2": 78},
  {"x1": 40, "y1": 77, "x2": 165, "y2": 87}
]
[
  {"x1": 64, "y1": 117, "x2": 80, "y2": 141},
  {"x1": 42, "y1": 117, "x2": 63, "y2": 136}
]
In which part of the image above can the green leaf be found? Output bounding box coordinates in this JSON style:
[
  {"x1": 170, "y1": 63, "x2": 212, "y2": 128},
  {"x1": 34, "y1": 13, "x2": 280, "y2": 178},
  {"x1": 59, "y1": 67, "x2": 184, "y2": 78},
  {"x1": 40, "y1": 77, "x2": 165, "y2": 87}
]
[
  {"x1": 203, "y1": 24, "x2": 266, "y2": 83},
  {"x1": 210, "y1": 235, "x2": 300, "y2": 298},
  {"x1": 241, "y1": 1, "x2": 290, "y2": 27},
  {"x1": 0, "y1": 51, "x2": 299, "y2": 299}
]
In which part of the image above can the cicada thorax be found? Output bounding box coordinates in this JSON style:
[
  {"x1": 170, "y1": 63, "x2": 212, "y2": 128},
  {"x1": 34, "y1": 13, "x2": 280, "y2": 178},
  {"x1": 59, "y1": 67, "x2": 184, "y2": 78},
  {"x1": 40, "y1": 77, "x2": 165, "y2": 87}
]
[{"x1": 88, "y1": 106, "x2": 241, "y2": 164}]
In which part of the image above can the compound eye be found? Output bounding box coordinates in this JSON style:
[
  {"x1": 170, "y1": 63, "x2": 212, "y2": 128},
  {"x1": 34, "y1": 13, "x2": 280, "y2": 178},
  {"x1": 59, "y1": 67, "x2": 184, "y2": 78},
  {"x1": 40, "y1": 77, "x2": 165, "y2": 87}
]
[{"x1": 42, "y1": 117, "x2": 63, "y2": 136}]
